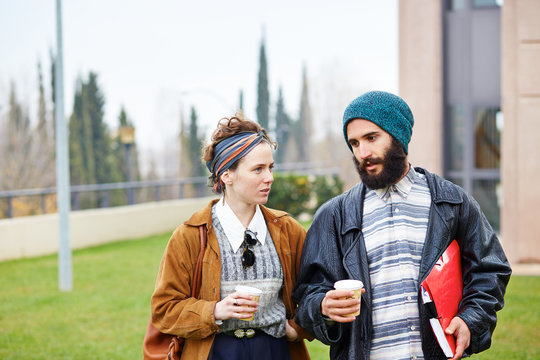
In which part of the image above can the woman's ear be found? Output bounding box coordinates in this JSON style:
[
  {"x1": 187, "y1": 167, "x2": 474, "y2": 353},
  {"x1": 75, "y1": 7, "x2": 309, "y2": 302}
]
[{"x1": 221, "y1": 170, "x2": 232, "y2": 185}]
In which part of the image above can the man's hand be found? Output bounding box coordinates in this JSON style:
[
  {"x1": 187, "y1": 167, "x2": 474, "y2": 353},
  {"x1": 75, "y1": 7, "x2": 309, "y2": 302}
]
[
  {"x1": 321, "y1": 288, "x2": 364, "y2": 323},
  {"x1": 445, "y1": 316, "x2": 470, "y2": 360}
]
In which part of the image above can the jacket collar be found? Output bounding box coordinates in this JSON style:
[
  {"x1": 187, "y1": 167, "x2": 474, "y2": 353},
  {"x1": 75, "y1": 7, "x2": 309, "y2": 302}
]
[
  {"x1": 340, "y1": 182, "x2": 366, "y2": 235},
  {"x1": 184, "y1": 198, "x2": 289, "y2": 226},
  {"x1": 339, "y1": 166, "x2": 463, "y2": 236},
  {"x1": 184, "y1": 199, "x2": 290, "y2": 260},
  {"x1": 416, "y1": 167, "x2": 462, "y2": 205}
]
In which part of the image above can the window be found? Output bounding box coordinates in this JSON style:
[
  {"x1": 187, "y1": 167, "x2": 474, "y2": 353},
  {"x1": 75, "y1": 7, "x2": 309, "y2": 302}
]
[
  {"x1": 473, "y1": 0, "x2": 502, "y2": 8},
  {"x1": 473, "y1": 179, "x2": 501, "y2": 231},
  {"x1": 474, "y1": 108, "x2": 501, "y2": 169},
  {"x1": 444, "y1": 3, "x2": 501, "y2": 231},
  {"x1": 446, "y1": 105, "x2": 465, "y2": 171}
]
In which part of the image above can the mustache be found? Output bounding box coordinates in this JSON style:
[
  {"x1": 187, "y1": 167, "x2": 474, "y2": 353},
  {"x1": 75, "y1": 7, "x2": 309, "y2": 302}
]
[{"x1": 361, "y1": 157, "x2": 383, "y2": 167}]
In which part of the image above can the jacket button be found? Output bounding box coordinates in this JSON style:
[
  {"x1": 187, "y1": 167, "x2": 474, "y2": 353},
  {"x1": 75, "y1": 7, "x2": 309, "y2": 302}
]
[{"x1": 274, "y1": 219, "x2": 277, "y2": 223}]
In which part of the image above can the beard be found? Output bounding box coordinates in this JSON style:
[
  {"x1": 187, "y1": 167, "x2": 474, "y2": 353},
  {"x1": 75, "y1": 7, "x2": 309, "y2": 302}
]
[{"x1": 353, "y1": 138, "x2": 408, "y2": 190}]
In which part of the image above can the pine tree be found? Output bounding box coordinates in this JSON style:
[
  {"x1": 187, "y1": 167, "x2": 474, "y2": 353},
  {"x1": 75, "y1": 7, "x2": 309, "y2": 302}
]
[
  {"x1": 35, "y1": 61, "x2": 55, "y2": 189},
  {"x1": 188, "y1": 106, "x2": 205, "y2": 177},
  {"x1": 275, "y1": 87, "x2": 291, "y2": 164},
  {"x1": 256, "y1": 38, "x2": 270, "y2": 130},
  {"x1": 178, "y1": 106, "x2": 190, "y2": 177},
  {"x1": 49, "y1": 49, "x2": 56, "y2": 139},
  {"x1": 68, "y1": 82, "x2": 87, "y2": 186},
  {"x1": 1, "y1": 83, "x2": 32, "y2": 190},
  {"x1": 238, "y1": 89, "x2": 244, "y2": 113},
  {"x1": 37, "y1": 61, "x2": 48, "y2": 142},
  {"x1": 298, "y1": 66, "x2": 313, "y2": 162},
  {"x1": 68, "y1": 72, "x2": 123, "y2": 207}
]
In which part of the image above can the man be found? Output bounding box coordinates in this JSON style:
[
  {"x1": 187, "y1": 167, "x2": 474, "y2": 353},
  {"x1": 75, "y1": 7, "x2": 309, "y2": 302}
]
[{"x1": 292, "y1": 91, "x2": 511, "y2": 360}]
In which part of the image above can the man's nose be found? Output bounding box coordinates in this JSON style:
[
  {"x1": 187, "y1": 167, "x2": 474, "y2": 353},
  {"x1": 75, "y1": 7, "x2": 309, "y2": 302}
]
[{"x1": 357, "y1": 142, "x2": 372, "y2": 159}]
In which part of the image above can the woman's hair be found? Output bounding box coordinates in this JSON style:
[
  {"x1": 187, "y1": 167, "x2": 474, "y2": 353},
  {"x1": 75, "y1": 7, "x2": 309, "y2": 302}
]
[{"x1": 203, "y1": 112, "x2": 276, "y2": 193}]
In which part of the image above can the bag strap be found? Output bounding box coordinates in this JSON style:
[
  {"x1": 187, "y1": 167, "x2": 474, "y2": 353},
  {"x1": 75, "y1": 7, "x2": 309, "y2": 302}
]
[{"x1": 191, "y1": 225, "x2": 207, "y2": 298}]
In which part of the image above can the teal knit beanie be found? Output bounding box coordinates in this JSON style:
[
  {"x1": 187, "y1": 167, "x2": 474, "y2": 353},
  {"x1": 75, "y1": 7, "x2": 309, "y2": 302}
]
[{"x1": 342, "y1": 91, "x2": 414, "y2": 154}]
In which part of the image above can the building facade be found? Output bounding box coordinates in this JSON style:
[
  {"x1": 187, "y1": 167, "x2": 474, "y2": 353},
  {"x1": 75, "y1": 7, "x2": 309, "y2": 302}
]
[{"x1": 399, "y1": 0, "x2": 540, "y2": 264}]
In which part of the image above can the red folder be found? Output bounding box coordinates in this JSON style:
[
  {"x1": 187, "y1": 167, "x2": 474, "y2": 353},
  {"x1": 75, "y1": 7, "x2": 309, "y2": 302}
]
[{"x1": 420, "y1": 240, "x2": 462, "y2": 358}]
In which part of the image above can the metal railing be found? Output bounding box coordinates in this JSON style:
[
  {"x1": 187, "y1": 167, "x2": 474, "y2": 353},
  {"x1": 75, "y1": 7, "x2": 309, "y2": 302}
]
[{"x1": 0, "y1": 163, "x2": 340, "y2": 219}]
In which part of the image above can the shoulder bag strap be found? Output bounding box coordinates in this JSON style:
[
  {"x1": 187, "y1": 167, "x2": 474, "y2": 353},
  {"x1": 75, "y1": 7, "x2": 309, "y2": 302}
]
[{"x1": 191, "y1": 225, "x2": 207, "y2": 298}]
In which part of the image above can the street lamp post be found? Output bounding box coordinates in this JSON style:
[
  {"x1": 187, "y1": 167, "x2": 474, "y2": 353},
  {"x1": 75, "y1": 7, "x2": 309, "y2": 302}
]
[
  {"x1": 55, "y1": 0, "x2": 72, "y2": 291},
  {"x1": 119, "y1": 125, "x2": 135, "y2": 204}
]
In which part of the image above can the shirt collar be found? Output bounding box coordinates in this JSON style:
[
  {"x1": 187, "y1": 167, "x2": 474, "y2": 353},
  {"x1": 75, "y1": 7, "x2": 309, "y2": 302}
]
[
  {"x1": 215, "y1": 197, "x2": 267, "y2": 253},
  {"x1": 374, "y1": 164, "x2": 417, "y2": 201}
]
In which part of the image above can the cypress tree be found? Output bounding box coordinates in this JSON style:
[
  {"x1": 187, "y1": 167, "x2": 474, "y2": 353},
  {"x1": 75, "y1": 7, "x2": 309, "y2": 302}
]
[
  {"x1": 188, "y1": 106, "x2": 205, "y2": 177},
  {"x1": 37, "y1": 61, "x2": 48, "y2": 142},
  {"x1": 179, "y1": 106, "x2": 190, "y2": 177},
  {"x1": 275, "y1": 87, "x2": 291, "y2": 164},
  {"x1": 256, "y1": 38, "x2": 270, "y2": 130},
  {"x1": 68, "y1": 84, "x2": 86, "y2": 186},
  {"x1": 298, "y1": 66, "x2": 312, "y2": 162},
  {"x1": 238, "y1": 89, "x2": 244, "y2": 113},
  {"x1": 68, "y1": 72, "x2": 123, "y2": 207}
]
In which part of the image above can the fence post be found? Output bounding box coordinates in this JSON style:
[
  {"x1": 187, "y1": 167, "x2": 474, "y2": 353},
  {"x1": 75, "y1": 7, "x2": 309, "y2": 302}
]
[
  {"x1": 7, "y1": 196, "x2": 13, "y2": 218},
  {"x1": 41, "y1": 194, "x2": 47, "y2": 214}
]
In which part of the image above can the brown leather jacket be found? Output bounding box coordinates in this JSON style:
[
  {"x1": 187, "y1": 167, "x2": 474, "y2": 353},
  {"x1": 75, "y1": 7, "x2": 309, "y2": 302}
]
[{"x1": 151, "y1": 199, "x2": 311, "y2": 360}]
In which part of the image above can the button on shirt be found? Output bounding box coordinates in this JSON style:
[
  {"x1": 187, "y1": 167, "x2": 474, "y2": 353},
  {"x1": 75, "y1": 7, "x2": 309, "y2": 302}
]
[{"x1": 362, "y1": 166, "x2": 431, "y2": 360}]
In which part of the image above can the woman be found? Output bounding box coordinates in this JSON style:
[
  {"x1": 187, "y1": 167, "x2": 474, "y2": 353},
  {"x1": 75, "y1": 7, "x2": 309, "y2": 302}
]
[{"x1": 150, "y1": 114, "x2": 311, "y2": 360}]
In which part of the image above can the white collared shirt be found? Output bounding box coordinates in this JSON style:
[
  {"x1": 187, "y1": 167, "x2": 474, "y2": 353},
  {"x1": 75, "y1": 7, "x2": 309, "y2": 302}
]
[{"x1": 214, "y1": 197, "x2": 267, "y2": 253}]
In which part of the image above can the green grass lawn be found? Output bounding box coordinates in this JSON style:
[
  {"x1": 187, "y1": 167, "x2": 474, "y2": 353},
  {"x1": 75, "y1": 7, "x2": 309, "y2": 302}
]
[{"x1": 0, "y1": 233, "x2": 538, "y2": 359}]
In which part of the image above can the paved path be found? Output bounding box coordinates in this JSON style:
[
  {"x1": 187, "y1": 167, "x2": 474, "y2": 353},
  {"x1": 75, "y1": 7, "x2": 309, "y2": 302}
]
[{"x1": 511, "y1": 263, "x2": 540, "y2": 276}]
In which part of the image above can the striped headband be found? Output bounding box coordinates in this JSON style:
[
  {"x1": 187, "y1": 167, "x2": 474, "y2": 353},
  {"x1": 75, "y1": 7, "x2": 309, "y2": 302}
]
[{"x1": 206, "y1": 131, "x2": 267, "y2": 193}]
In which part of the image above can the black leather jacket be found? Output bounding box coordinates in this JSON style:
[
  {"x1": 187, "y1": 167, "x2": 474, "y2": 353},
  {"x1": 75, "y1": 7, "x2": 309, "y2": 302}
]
[{"x1": 292, "y1": 167, "x2": 511, "y2": 360}]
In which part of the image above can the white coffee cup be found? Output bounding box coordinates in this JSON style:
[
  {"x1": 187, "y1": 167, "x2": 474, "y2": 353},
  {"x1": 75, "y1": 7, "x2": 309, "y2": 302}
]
[
  {"x1": 334, "y1": 279, "x2": 364, "y2": 317},
  {"x1": 235, "y1": 285, "x2": 262, "y2": 321}
]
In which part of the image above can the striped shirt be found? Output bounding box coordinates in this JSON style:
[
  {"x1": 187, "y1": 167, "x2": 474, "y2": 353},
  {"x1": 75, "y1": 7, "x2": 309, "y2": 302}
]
[{"x1": 363, "y1": 166, "x2": 431, "y2": 360}]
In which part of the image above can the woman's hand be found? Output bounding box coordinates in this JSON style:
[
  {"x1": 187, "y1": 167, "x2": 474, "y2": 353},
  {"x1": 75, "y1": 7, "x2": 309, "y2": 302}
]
[
  {"x1": 214, "y1": 291, "x2": 259, "y2": 321},
  {"x1": 285, "y1": 320, "x2": 298, "y2": 341}
]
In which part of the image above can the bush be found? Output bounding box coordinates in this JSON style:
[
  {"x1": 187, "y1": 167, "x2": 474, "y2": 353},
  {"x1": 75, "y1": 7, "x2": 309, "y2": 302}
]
[{"x1": 266, "y1": 173, "x2": 344, "y2": 217}]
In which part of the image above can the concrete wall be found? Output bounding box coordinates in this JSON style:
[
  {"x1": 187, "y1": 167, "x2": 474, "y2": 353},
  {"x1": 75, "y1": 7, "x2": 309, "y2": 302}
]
[
  {"x1": 501, "y1": 0, "x2": 540, "y2": 263},
  {"x1": 0, "y1": 196, "x2": 216, "y2": 262},
  {"x1": 398, "y1": 0, "x2": 444, "y2": 175}
]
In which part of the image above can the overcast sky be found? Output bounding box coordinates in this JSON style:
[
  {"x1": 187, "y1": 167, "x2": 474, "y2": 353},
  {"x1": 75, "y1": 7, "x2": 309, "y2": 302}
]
[{"x1": 0, "y1": 0, "x2": 398, "y2": 162}]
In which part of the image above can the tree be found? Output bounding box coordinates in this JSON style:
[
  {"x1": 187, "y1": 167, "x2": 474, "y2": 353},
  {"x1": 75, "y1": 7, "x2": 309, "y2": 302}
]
[
  {"x1": 49, "y1": 49, "x2": 56, "y2": 140},
  {"x1": 298, "y1": 66, "x2": 313, "y2": 162},
  {"x1": 68, "y1": 72, "x2": 122, "y2": 207},
  {"x1": 37, "y1": 61, "x2": 48, "y2": 142},
  {"x1": 0, "y1": 79, "x2": 56, "y2": 216},
  {"x1": 178, "y1": 106, "x2": 190, "y2": 177},
  {"x1": 256, "y1": 37, "x2": 270, "y2": 130},
  {"x1": 1, "y1": 83, "x2": 32, "y2": 190},
  {"x1": 274, "y1": 87, "x2": 291, "y2": 164},
  {"x1": 188, "y1": 106, "x2": 205, "y2": 177},
  {"x1": 238, "y1": 89, "x2": 244, "y2": 113},
  {"x1": 35, "y1": 61, "x2": 55, "y2": 189},
  {"x1": 68, "y1": 82, "x2": 87, "y2": 186}
]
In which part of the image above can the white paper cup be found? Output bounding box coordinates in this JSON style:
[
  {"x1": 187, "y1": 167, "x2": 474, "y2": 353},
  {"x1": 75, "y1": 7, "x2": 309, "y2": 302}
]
[
  {"x1": 334, "y1": 279, "x2": 364, "y2": 317},
  {"x1": 235, "y1": 285, "x2": 262, "y2": 321}
]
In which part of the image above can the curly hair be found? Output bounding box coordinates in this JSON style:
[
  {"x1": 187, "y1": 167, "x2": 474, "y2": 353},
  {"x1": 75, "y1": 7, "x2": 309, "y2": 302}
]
[{"x1": 202, "y1": 112, "x2": 276, "y2": 193}]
